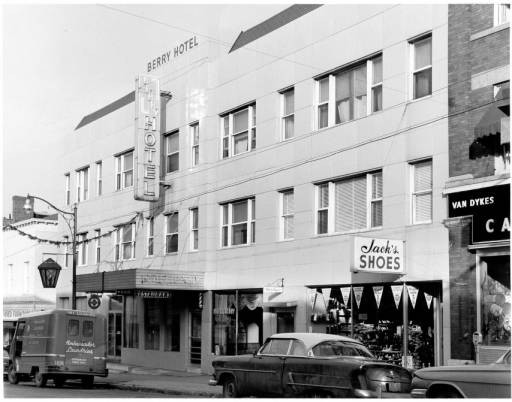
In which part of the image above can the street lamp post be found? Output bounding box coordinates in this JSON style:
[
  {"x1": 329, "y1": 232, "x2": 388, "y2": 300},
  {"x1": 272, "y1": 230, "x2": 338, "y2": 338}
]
[{"x1": 24, "y1": 194, "x2": 78, "y2": 309}]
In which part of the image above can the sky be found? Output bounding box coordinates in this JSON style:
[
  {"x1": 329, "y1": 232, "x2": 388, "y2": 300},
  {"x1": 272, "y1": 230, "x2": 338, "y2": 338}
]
[{"x1": 1, "y1": 2, "x2": 288, "y2": 217}]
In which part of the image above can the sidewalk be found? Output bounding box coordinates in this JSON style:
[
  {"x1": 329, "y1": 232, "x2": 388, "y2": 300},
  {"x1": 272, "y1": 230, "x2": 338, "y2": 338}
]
[{"x1": 96, "y1": 362, "x2": 222, "y2": 397}]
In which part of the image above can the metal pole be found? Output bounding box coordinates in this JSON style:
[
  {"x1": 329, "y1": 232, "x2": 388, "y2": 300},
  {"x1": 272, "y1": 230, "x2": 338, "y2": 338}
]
[
  {"x1": 235, "y1": 290, "x2": 239, "y2": 355},
  {"x1": 350, "y1": 285, "x2": 354, "y2": 338},
  {"x1": 72, "y1": 204, "x2": 77, "y2": 310},
  {"x1": 402, "y1": 283, "x2": 409, "y2": 367}
]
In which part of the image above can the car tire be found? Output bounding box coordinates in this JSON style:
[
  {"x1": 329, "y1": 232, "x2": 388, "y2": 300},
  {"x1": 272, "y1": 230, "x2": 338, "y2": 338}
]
[
  {"x1": 82, "y1": 376, "x2": 94, "y2": 389},
  {"x1": 430, "y1": 387, "x2": 462, "y2": 398},
  {"x1": 34, "y1": 371, "x2": 47, "y2": 388},
  {"x1": 309, "y1": 390, "x2": 331, "y2": 398},
  {"x1": 222, "y1": 377, "x2": 238, "y2": 398},
  {"x1": 7, "y1": 364, "x2": 19, "y2": 385},
  {"x1": 54, "y1": 377, "x2": 66, "y2": 388}
]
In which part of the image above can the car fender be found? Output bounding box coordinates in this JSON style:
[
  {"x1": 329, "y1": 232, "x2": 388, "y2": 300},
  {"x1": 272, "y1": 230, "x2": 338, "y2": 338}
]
[{"x1": 426, "y1": 381, "x2": 467, "y2": 398}]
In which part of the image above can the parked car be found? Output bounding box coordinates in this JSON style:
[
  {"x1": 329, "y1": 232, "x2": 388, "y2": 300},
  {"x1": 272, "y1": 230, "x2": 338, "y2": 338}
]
[
  {"x1": 6, "y1": 309, "x2": 108, "y2": 388},
  {"x1": 209, "y1": 332, "x2": 412, "y2": 398},
  {"x1": 411, "y1": 349, "x2": 511, "y2": 398}
]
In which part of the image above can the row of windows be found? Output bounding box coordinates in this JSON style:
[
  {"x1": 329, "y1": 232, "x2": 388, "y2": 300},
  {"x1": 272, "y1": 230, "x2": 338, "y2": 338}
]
[
  {"x1": 65, "y1": 35, "x2": 436, "y2": 205},
  {"x1": 71, "y1": 160, "x2": 432, "y2": 266}
]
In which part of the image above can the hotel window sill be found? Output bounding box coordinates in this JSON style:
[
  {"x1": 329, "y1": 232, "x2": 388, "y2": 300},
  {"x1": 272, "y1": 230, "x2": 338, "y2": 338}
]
[
  {"x1": 408, "y1": 94, "x2": 433, "y2": 104},
  {"x1": 471, "y1": 23, "x2": 509, "y2": 42},
  {"x1": 218, "y1": 243, "x2": 254, "y2": 251},
  {"x1": 314, "y1": 110, "x2": 384, "y2": 133},
  {"x1": 279, "y1": 237, "x2": 295, "y2": 242},
  {"x1": 313, "y1": 226, "x2": 383, "y2": 238},
  {"x1": 408, "y1": 221, "x2": 433, "y2": 227},
  {"x1": 165, "y1": 252, "x2": 178, "y2": 256}
]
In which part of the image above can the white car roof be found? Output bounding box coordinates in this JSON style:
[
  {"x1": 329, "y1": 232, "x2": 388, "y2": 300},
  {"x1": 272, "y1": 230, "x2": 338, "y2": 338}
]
[{"x1": 269, "y1": 332, "x2": 363, "y2": 351}]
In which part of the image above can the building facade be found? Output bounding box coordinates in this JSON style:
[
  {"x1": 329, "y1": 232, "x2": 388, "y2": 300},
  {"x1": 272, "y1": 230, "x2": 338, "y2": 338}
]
[
  {"x1": 58, "y1": 4, "x2": 456, "y2": 373},
  {"x1": 445, "y1": 3, "x2": 510, "y2": 364}
]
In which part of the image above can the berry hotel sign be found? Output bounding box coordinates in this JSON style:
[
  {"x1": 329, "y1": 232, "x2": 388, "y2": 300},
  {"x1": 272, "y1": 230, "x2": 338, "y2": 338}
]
[{"x1": 352, "y1": 237, "x2": 405, "y2": 274}]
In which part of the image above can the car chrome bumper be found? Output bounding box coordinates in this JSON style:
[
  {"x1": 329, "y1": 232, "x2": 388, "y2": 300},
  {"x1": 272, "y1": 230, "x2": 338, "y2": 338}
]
[
  {"x1": 208, "y1": 379, "x2": 218, "y2": 386},
  {"x1": 411, "y1": 388, "x2": 427, "y2": 398}
]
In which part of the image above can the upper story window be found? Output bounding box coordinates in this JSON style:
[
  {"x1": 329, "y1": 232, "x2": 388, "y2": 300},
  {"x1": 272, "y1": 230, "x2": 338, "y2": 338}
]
[
  {"x1": 165, "y1": 131, "x2": 180, "y2": 173},
  {"x1": 494, "y1": 4, "x2": 511, "y2": 26},
  {"x1": 77, "y1": 233, "x2": 88, "y2": 266},
  {"x1": 410, "y1": 159, "x2": 432, "y2": 224},
  {"x1": 221, "y1": 198, "x2": 255, "y2": 247},
  {"x1": 315, "y1": 171, "x2": 383, "y2": 235},
  {"x1": 115, "y1": 223, "x2": 135, "y2": 261},
  {"x1": 96, "y1": 161, "x2": 103, "y2": 196},
  {"x1": 280, "y1": 189, "x2": 295, "y2": 240},
  {"x1": 115, "y1": 151, "x2": 133, "y2": 190},
  {"x1": 280, "y1": 88, "x2": 295, "y2": 140},
  {"x1": 94, "y1": 229, "x2": 101, "y2": 264},
  {"x1": 65, "y1": 173, "x2": 70, "y2": 206},
  {"x1": 146, "y1": 217, "x2": 154, "y2": 257},
  {"x1": 316, "y1": 55, "x2": 382, "y2": 129},
  {"x1": 190, "y1": 208, "x2": 199, "y2": 251},
  {"x1": 221, "y1": 103, "x2": 256, "y2": 158},
  {"x1": 493, "y1": 81, "x2": 510, "y2": 174},
  {"x1": 76, "y1": 166, "x2": 89, "y2": 202},
  {"x1": 410, "y1": 34, "x2": 432, "y2": 100},
  {"x1": 165, "y1": 212, "x2": 179, "y2": 253},
  {"x1": 190, "y1": 123, "x2": 199, "y2": 167}
]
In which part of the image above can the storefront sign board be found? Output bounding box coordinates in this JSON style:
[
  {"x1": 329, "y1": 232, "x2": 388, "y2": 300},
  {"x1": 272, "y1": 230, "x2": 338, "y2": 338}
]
[
  {"x1": 448, "y1": 184, "x2": 510, "y2": 243},
  {"x1": 352, "y1": 237, "x2": 405, "y2": 274},
  {"x1": 134, "y1": 75, "x2": 160, "y2": 201}
]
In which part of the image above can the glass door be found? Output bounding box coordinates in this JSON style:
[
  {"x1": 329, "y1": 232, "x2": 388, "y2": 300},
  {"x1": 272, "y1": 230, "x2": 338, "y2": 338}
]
[
  {"x1": 108, "y1": 312, "x2": 122, "y2": 358},
  {"x1": 189, "y1": 310, "x2": 202, "y2": 365}
]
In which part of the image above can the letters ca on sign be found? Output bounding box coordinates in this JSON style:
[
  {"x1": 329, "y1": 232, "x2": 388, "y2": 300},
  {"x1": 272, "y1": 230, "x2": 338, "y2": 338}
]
[
  {"x1": 352, "y1": 237, "x2": 405, "y2": 274},
  {"x1": 134, "y1": 75, "x2": 160, "y2": 201}
]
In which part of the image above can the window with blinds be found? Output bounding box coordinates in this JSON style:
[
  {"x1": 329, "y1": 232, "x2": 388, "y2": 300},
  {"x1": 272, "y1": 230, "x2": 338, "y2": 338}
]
[
  {"x1": 411, "y1": 159, "x2": 432, "y2": 224},
  {"x1": 316, "y1": 171, "x2": 383, "y2": 234},
  {"x1": 280, "y1": 189, "x2": 294, "y2": 240}
]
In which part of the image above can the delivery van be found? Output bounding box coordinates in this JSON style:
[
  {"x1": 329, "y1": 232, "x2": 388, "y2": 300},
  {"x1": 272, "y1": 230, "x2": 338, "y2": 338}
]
[{"x1": 5, "y1": 309, "x2": 108, "y2": 388}]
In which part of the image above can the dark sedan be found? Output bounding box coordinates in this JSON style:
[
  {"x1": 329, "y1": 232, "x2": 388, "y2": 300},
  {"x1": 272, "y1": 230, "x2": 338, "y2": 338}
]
[
  {"x1": 411, "y1": 350, "x2": 511, "y2": 398},
  {"x1": 209, "y1": 332, "x2": 412, "y2": 398}
]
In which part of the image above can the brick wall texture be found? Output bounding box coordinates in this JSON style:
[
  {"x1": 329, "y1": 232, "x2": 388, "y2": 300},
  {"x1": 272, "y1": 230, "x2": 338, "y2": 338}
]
[{"x1": 448, "y1": 4, "x2": 510, "y2": 178}]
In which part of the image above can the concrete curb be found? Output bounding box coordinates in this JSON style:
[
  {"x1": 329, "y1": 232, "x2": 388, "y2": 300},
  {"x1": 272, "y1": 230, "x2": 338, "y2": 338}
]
[{"x1": 106, "y1": 382, "x2": 220, "y2": 398}]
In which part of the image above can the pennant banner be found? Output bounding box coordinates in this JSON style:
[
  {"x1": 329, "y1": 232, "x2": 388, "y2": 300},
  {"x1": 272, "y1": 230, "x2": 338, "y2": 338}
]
[
  {"x1": 340, "y1": 287, "x2": 351, "y2": 306},
  {"x1": 307, "y1": 288, "x2": 317, "y2": 310},
  {"x1": 407, "y1": 285, "x2": 419, "y2": 309},
  {"x1": 373, "y1": 286, "x2": 384, "y2": 308},
  {"x1": 353, "y1": 286, "x2": 364, "y2": 309},
  {"x1": 390, "y1": 285, "x2": 403, "y2": 309},
  {"x1": 424, "y1": 292, "x2": 433, "y2": 309},
  {"x1": 322, "y1": 287, "x2": 332, "y2": 302}
]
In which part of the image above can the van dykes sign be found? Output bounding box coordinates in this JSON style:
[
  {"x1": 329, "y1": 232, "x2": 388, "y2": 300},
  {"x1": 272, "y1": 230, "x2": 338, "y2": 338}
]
[{"x1": 352, "y1": 237, "x2": 405, "y2": 274}]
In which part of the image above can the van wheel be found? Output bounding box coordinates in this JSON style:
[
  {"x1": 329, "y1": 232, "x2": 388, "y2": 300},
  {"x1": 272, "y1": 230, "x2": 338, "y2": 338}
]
[
  {"x1": 222, "y1": 377, "x2": 238, "y2": 398},
  {"x1": 34, "y1": 371, "x2": 47, "y2": 388},
  {"x1": 82, "y1": 376, "x2": 94, "y2": 389},
  {"x1": 7, "y1": 364, "x2": 19, "y2": 385},
  {"x1": 54, "y1": 377, "x2": 66, "y2": 388}
]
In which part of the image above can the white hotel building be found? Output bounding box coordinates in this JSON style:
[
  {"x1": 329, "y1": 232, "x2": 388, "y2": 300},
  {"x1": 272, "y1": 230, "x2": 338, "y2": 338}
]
[{"x1": 57, "y1": 4, "x2": 451, "y2": 373}]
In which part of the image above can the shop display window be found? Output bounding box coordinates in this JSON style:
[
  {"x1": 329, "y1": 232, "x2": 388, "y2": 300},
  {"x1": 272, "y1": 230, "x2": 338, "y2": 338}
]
[
  {"x1": 481, "y1": 256, "x2": 511, "y2": 346},
  {"x1": 310, "y1": 283, "x2": 438, "y2": 369},
  {"x1": 123, "y1": 295, "x2": 139, "y2": 348},
  {"x1": 213, "y1": 291, "x2": 263, "y2": 355}
]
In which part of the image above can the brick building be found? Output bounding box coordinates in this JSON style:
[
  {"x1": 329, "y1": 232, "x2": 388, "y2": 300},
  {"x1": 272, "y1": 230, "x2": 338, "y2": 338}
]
[{"x1": 445, "y1": 3, "x2": 510, "y2": 364}]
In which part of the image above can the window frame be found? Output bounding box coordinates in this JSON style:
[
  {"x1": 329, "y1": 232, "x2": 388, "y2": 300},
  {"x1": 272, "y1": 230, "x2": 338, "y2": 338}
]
[
  {"x1": 280, "y1": 189, "x2": 295, "y2": 241},
  {"x1": 77, "y1": 232, "x2": 88, "y2": 266},
  {"x1": 220, "y1": 103, "x2": 257, "y2": 158},
  {"x1": 94, "y1": 229, "x2": 101, "y2": 264},
  {"x1": 146, "y1": 217, "x2": 154, "y2": 257},
  {"x1": 164, "y1": 130, "x2": 180, "y2": 174},
  {"x1": 96, "y1": 161, "x2": 103, "y2": 196},
  {"x1": 315, "y1": 55, "x2": 382, "y2": 130},
  {"x1": 115, "y1": 151, "x2": 134, "y2": 190},
  {"x1": 115, "y1": 223, "x2": 136, "y2": 261},
  {"x1": 410, "y1": 159, "x2": 433, "y2": 225},
  {"x1": 165, "y1": 212, "x2": 179, "y2": 254},
  {"x1": 65, "y1": 173, "x2": 70, "y2": 206},
  {"x1": 280, "y1": 88, "x2": 295, "y2": 140},
  {"x1": 190, "y1": 123, "x2": 199, "y2": 167},
  {"x1": 315, "y1": 170, "x2": 383, "y2": 235},
  {"x1": 190, "y1": 208, "x2": 199, "y2": 251},
  {"x1": 220, "y1": 197, "x2": 256, "y2": 248},
  {"x1": 76, "y1": 166, "x2": 89, "y2": 202},
  {"x1": 409, "y1": 34, "x2": 432, "y2": 100},
  {"x1": 494, "y1": 3, "x2": 511, "y2": 26}
]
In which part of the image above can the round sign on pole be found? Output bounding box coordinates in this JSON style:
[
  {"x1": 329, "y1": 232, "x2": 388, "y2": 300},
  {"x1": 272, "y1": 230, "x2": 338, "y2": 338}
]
[{"x1": 88, "y1": 294, "x2": 101, "y2": 309}]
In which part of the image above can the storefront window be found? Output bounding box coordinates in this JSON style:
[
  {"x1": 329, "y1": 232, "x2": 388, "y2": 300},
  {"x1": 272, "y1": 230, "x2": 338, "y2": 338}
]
[
  {"x1": 164, "y1": 303, "x2": 180, "y2": 352},
  {"x1": 213, "y1": 291, "x2": 263, "y2": 355},
  {"x1": 123, "y1": 295, "x2": 139, "y2": 348},
  {"x1": 481, "y1": 256, "x2": 511, "y2": 346},
  {"x1": 144, "y1": 299, "x2": 160, "y2": 350}
]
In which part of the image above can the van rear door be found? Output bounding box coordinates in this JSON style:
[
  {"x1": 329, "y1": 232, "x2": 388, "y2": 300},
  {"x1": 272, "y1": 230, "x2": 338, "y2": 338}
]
[{"x1": 64, "y1": 317, "x2": 95, "y2": 372}]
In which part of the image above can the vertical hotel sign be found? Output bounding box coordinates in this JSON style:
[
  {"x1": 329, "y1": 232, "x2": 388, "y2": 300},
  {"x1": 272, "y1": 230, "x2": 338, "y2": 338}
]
[{"x1": 134, "y1": 75, "x2": 160, "y2": 201}]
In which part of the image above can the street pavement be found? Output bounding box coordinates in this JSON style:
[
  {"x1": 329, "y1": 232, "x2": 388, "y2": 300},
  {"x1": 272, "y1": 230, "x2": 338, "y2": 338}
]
[{"x1": 98, "y1": 362, "x2": 222, "y2": 397}]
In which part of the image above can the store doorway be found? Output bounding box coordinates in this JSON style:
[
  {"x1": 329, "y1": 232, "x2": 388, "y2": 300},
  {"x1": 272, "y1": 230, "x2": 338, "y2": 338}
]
[
  {"x1": 276, "y1": 310, "x2": 295, "y2": 333},
  {"x1": 189, "y1": 310, "x2": 202, "y2": 366},
  {"x1": 108, "y1": 312, "x2": 122, "y2": 359}
]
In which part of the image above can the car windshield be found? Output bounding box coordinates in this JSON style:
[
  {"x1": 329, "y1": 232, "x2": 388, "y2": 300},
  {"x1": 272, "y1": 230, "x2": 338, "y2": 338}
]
[{"x1": 311, "y1": 341, "x2": 374, "y2": 358}]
